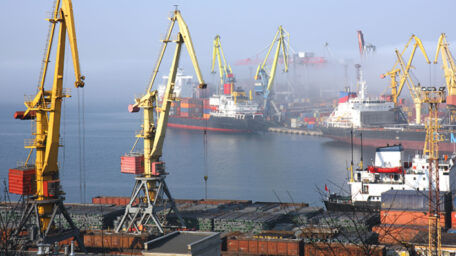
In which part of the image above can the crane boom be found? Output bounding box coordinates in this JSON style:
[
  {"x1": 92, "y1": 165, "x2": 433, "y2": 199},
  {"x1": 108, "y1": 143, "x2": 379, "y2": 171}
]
[
  {"x1": 434, "y1": 33, "x2": 456, "y2": 121},
  {"x1": 117, "y1": 9, "x2": 205, "y2": 234},
  {"x1": 211, "y1": 35, "x2": 234, "y2": 92},
  {"x1": 254, "y1": 26, "x2": 289, "y2": 120},
  {"x1": 420, "y1": 87, "x2": 446, "y2": 256},
  {"x1": 146, "y1": 10, "x2": 206, "y2": 94},
  {"x1": 381, "y1": 35, "x2": 430, "y2": 124},
  {"x1": 12, "y1": 0, "x2": 86, "y2": 249}
]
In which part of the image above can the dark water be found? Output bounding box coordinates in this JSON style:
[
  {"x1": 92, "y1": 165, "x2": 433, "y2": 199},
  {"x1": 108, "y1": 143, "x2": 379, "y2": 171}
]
[{"x1": 0, "y1": 103, "x2": 380, "y2": 207}]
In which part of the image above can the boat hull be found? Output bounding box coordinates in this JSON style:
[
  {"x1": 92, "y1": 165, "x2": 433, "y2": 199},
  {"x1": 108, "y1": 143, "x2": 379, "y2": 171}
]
[
  {"x1": 168, "y1": 115, "x2": 269, "y2": 133},
  {"x1": 320, "y1": 126, "x2": 456, "y2": 152}
]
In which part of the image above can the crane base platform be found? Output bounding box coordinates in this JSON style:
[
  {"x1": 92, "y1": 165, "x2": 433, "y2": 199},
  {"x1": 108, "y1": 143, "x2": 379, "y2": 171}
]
[
  {"x1": 12, "y1": 197, "x2": 86, "y2": 252},
  {"x1": 115, "y1": 175, "x2": 185, "y2": 234}
]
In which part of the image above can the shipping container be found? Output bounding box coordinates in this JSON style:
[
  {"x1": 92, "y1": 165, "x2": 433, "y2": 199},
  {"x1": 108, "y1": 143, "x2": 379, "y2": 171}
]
[
  {"x1": 224, "y1": 84, "x2": 231, "y2": 95},
  {"x1": 304, "y1": 117, "x2": 316, "y2": 122}
]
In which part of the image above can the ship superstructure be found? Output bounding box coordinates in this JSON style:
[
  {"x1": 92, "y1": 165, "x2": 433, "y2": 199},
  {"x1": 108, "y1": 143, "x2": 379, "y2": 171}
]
[
  {"x1": 325, "y1": 144, "x2": 456, "y2": 211},
  {"x1": 324, "y1": 66, "x2": 407, "y2": 129}
]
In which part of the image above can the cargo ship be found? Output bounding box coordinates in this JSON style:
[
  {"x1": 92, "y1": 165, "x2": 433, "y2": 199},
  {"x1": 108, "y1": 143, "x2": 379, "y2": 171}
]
[
  {"x1": 324, "y1": 144, "x2": 456, "y2": 211},
  {"x1": 160, "y1": 71, "x2": 268, "y2": 133},
  {"x1": 320, "y1": 67, "x2": 456, "y2": 152}
]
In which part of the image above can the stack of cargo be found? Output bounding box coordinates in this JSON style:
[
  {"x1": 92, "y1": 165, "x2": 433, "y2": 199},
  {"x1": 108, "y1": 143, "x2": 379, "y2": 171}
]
[
  {"x1": 202, "y1": 99, "x2": 211, "y2": 119},
  {"x1": 310, "y1": 211, "x2": 378, "y2": 232},
  {"x1": 373, "y1": 190, "x2": 452, "y2": 245},
  {"x1": 214, "y1": 211, "x2": 281, "y2": 233},
  {"x1": 179, "y1": 98, "x2": 203, "y2": 118},
  {"x1": 289, "y1": 206, "x2": 323, "y2": 225},
  {"x1": 223, "y1": 83, "x2": 232, "y2": 95},
  {"x1": 176, "y1": 203, "x2": 223, "y2": 231},
  {"x1": 92, "y1": 196, "x2": 139, "y2": 206},
  {"x1": 176, "y1": 201, "x2": 250, "y2": 231},
  {"x1": 180, "y1": 98, "x2": 190, "y2": 118},
  {"x1": 64, "y1": 204, "x2": 124, "y2": 230},
  {"x1": 169, "y1": 101, "x2": 180, "y2": 116},
  {"x1": 303, "y1": 117, "x2": 316, "y2": 129}
]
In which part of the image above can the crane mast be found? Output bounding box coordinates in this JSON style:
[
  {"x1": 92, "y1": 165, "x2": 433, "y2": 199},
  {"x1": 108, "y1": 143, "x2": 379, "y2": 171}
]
[
  {"x1": 381, "y1": 35, "x2": 431, "y2": 124},
  {"x1": 11, "y1": 0, "x2": 85, "y2": 249},
  {"x1": 434, "y1": 33, "x2": 456, "y2": 122},
  {"x1": 116, "y1": 9, "x2": 206, "y2": 234},
  {"x1": 420, "y1": 87, "x2": 445, "y2": 256},
  {"x1": 211, "y1": 35, "x2": 235, "y2": 95},
  {"x1": 254, "y1": 26, "x2": 289, "y2": 121}
]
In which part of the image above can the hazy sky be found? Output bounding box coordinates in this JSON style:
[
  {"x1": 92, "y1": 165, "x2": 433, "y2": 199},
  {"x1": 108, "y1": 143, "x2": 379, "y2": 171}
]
[{"x1": 0, "y1": 0, "x2": 455, "y2": 107}]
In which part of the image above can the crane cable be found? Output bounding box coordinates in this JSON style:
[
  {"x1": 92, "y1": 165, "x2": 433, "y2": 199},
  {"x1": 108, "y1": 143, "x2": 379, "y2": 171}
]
[
  {"x1": 203, "y1": 87, "x2": 208, "y2": 200},
  {"x1": 76, "y1": 70, "x2": 86, "y2": 203}
]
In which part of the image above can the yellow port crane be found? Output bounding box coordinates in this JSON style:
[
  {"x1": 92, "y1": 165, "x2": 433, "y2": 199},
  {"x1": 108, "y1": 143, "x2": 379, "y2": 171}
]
[
  {"x1": 381, "y1": 35, "x2": 431, "y2": 124},
  {"x1": 254, "y1": 26, "x2": 289, "y2": 122},
  {"x1": 211, "y1": 35, "x2": 235, "y2": 94},
  {"x1": 115, "y1": 8, "x2": 206, "y2": 234},
  {"x1": 434, "y1": 33, "x2": 456, "y2": 122},
  {"x1": 420, "y1": 87, "x2": 446, "y2": 256},
  {"x1": 11, "y1": 0, "x2": 85, "y2": 249}
]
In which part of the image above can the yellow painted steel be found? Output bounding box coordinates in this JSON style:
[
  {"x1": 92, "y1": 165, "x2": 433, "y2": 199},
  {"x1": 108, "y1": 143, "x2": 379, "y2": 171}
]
[
  {"x1": 395, "y1": 50, "x2": 425, "y2": 124},
  {"x1": 381, "y1": 35, "x2": 430, "y2": 124},
  {"x1": 130, "y1": 10, "x2": 205, "y2": 200},
  {"x1": 434, "y1": 33, "x2": 456, "y2": 121},
  {"x1": 420, "y1": 88, "x2": 445, "y2": 256},
  {"x1": 211, "y1": 35, "x2": 233, "y2": 89},
  {"x1": 254, "y1": 26, "x2": 289, "y2": 93},
  {"x1": 22, "y1": 0, "x2": 84, "y2": 232}
]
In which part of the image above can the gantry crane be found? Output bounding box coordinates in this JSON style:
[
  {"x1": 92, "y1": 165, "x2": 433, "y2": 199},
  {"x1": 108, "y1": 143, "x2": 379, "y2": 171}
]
[
  {"x1": 211, "y1": 35, "x2": 235, "y2": 95},
  {"x1": 381, "y1": 35, "x2": 431, "y2": 124},
  {"x1": 434, "y1": 33, "x2": 456, "y2": 122},
  {"x1": 254, "y1": 26, "x2": 289, "y2": 122},
  {"x1": 115, "y1": 9, "x2": 206, "y2": 234},
  {"x1": 420, "y1": 87, "x2": 446, "y2": 256},
  {"x1": 10, "y1": 0, "x2": 85, "y2": 249}
]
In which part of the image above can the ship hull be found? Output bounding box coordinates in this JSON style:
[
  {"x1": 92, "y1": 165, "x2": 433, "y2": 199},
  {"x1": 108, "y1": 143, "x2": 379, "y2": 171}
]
[
  {"x1": 324, "y1": 200, "x2": 380, "y2": 212},
  {"x1": 168, "y1": 115, "x2": 268, "y2": 133},
  {"x1": 320, "y1": 126, "x2": 456, "y2": 152}
]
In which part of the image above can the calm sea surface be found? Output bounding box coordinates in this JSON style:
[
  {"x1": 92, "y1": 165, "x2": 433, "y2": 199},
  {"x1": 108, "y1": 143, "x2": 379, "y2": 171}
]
[{"x1": 0, "y1": 103, "x2": 392, "y2": 207}]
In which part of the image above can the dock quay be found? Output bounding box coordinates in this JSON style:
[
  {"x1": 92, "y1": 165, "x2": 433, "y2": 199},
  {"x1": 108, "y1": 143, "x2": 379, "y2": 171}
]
[
  {"x1": 3, "y1": 197, "x2": 456, "y2": 255},
  {"x1": 268, "y1": 127, "x2": 322, "y2": 136}
]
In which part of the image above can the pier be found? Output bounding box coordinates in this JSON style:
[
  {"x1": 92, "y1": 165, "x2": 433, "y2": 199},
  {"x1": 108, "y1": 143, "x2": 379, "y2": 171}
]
[{"x1": 268, "y1": 127, "x2": 322, "y2": 136}]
